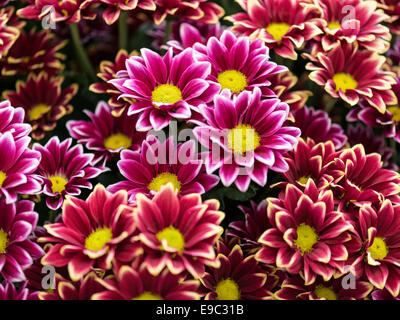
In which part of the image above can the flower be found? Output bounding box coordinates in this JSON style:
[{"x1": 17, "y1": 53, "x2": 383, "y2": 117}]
[
  {"x1": 310, "y1": 0, "x2": 391, "y2": 53},
  {"x1": 0, "y1": 132, "x2": 41, "y2": 203},
  {"x1": 306, "y1": 42, "x2": 397, "y2": 113},
  {"x1": 193, "y1": 30, "x2": 287, "y2": 98},
  {"x1": 226, "y1": 0, "x2": 322, "y2": 59},
  {"x1": 0, "y1": 100, "x2": 31, "y2": 140},
  {"x1": 3, "y1": 72, "x2": 77, "y2": 140},
  {"x1": 89, "y1": 49, "x2": 137, "y2": 115},
  {"x1": 100, "y1": 0, "x2": 156, "y2": 25},
  {"x1": 193, "y1": 88, "x2": 300, "y2": 192},
  {"x1": 348, "y1": 201, "x2": 400, "y2": 297},
  {"x1": 0, "y1": 29, "x2": 66, "y2": 76},
  {"x1": 17, "y1": 0, "x2": 98, "y2": 24},
  {"x1": 275, "y1": 275, "x2": 373, "y2": 300},
  {"x1": 256, "y1": 180, "x2": 353, "y2": 285},
  {"x1": 290, "y1": 106, "x2": 347, "y2": 150},
  {"x1": 377, "y1": 0, "x2": 400, "y2": 35},
  {"x1": 40, "y1": 184, "x2": 140, "y2": 281},
  {"x1": 200, "y1": 242, "x2": 274, "y2": 300},
  {"x1": 371, "y1": 289, "x2": 400, "y2": 300},
  {"x1": 67, "y1": 101, "x2": 146, "y2": 165},
  {"x1": 33, "y1": 137, "x2": 106, "y2": 210},
  {"x1": 150, "y1": 0, "x2": 224, "y2": 25},
  {"x1": 93, "y1": 263, "x2": 200, "y2": 300},
  {"x1": 110, "y1": 48, "x2": 220, "y2": 131},
  {"x1": 0, "y1": 7, "x2": 21, "y2": 59},
  {"x1": 108, "y1": 136, "x2": 219, "y2": 202},
  {"x1": 39, "y1": 272, "x2": 104, "y2": 300},
  {"x1": 0, "y1": 199, "x2": 44, "y2": 282},
  {"x1": 134, "y1": 183, "x2": 224, "y2": 278},
  {"x1": 0, "y1": 281, "x2": 39, "y2": 300}
]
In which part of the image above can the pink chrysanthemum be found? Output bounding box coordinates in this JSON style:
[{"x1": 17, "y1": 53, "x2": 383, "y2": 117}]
[
  {"x1": 290, "y1": 106, "x2": 347, "y2": 150},
  {"x1": 193, "y1": 30, "x2": 287, "y2": 98},
  {"x1": 377, "y1": 0, "x2": 400, "y2": 34},
  {"x1": 67, "y1": 101, "x2": 146, "y2": 165},
  {"x1": 0, "y1": 100, "x2": 31, "y2": 140},
  {"x1": 0, "y1": 7, "x2": 20, "y2": 59},
  {"x1": 257, "y1": 180, "x2": 353, "y2": 285},
  {"x1": 110, "y1": 48, "x2": 220, "y2": 131},
  {"x1": 33, "y1": 137, "x2": 106, "y2": 210},
  {"x1": 310, "y1": 0, "x2": 391, "y2": 53},
  {"x1": 306, "y1": 42, "x2": 397, "y2": 113},
  {"x1": 93, "y1": 263, "x2": 200, "y2": 300},
  {"x1": 3, "y1": 72, "x2": 78, "y2": 140},
  {"x1": 0, "y1": 281, "x2": 39, "y2": 300},
  {"x1": 40, "y1": 184, "x2": 140, "y2": 281},
  {"x1": 193, "y1": 88, "x2": 300, "y2": 192},
  {"x1": 226, "y1": 0, "x2": 322, "y2": 60},
  {"x1": 108, "y1": 136, "x2": 219, "y2": 201},
  {"x1": 100, "y1": 0, "x2": 156, "y2": 25},
  {"x1": 134, "y1": 183, "x2": 224, "y2": 278},
  {"x1": 0, "y1": 199, "x2": 44, "y2": 282}
]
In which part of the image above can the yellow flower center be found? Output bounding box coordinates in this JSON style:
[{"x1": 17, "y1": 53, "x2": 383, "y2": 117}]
[
  {"x1": 215, "y1": 279, "x2": 240, "y2": 300},
  {"x1": 0, "y1": 171, "x2": 6, "y2": 188},
  {"x1": 85, "y1": 228, "x2": 113, "y2": 252},
  {"x1": 217, "y1": 70, "x2": 248, "y2": 93},
  {"x1": 104, "y1": 133, "x2": 132, "y2": 150},
  {"x1": 294, "y1": 223, "x2": 319, "y2": 254},
  {"x1": 333, "y1": 73, "x2": 358, "y2": 93},
  {"x1": 314, "y1": 285, "x2": 338, "y2": 300},
  {"x1": 156, "y1": 226, "x2": 185, "y2": 254},
  {"x1": 388, "y1": 106, "x2": 400, "y2": 122},
  {"x1": 133, "y1": 292, "x2": 163, "y2": 300},
  {"x1": 227, "y1": 124, "x2": 260, "y2": 154},
  {"x1": 0, "y1": 230, "x2": 8, "y2": 253},
  {"x1": 29, "y1": 104, "x2": 51, "y2": 121},
  {"x1": 265, "y1": 23, "x2": 291, "y2": 41},
  {"x1": 148, "y1": 173, "x2": 181, "y2": 192},
  {"x1": 368, "y1": 237, "x2": 388, "y2": 261},
  {"x1": 49, "y1": 175, "x2": 68, "y2": 194},
  {"x1": 151, "y1": 84, "x2": 182, "y2": 105},
  {"x1": 298, "y1": 176, "x2": 310, "y2": 185},
  {"x1": 328, "y1": 22, "x2": 341, "y2": 30}
]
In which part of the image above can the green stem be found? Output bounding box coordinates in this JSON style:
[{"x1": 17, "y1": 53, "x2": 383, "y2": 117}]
[
  {"x1": 390, "y1": 138, "x2": 398, "y2": 164},
  {"x1": 164, "y1": 19, "x2": 172, "y2": 45},
  {"x1": 119, "y1": 11, "x2": 128, "y2": 50},
  {"x1": 69, "y1": 23, "x2": 96, "y2": 81}
]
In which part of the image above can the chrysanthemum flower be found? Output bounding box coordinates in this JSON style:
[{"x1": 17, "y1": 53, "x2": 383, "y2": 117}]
[
  {"x1": 134, "y1": 183, "x2": 224, "y2": 278},
  {"x1": 0, "y1": 132, "x2": 41, "y2": 203},
  {"x1": 33, "y1": 138, "x2": 106, "y2": 210},
  {"x1": 310, "y1": 0, "x2": 391, "y2": 53},
  {"x1": 108, "y1": 136, "x2": 219, "y2": 202},
  {"x1": 0, "y1": 199, "x2": 44, "y2": 282},
  {"x1": 290, "y1": 106, "x2": 347, "y2": 149},
  {"x1": 93, "y1": 263, "x2": 200, "y2": 300},
  {"x1": 347, "y1": 124, "x2": 396, "y2": 170},
  {"x1": 67, "y1": 101, "x2": 146, "y2": 165},
  {"x1": 306, "y1": 42, "x2": 397, "y2": 113},
  {"x1": 200, "y1": 242, "x2": 274, "y2": 300},
  {"x1": 372, "y1": 289, "x2": 400, "y2": 300},
  {"x1": 0, "y1": 281, "x2": 39, "y2": 300},
  {"x1": 17, "y1": 0, "x2": 99, "y2": 24},
  {"x1": 39, "y1": 272, "x2": 103, "y2": 300},
  {"x1": 110, "y1": 48, "x2": 220, "y2": 131},
  {"x1": 3, "y1": 72, "x2": 78, "y2": 140},
  {"x1": 0, "y1": 100, "x2": 31, "y2": 140},
  {"x1": 40, "y1": 184, "x2": 140, "y2": 281},
  {"x1": 275, "y1": 275, "x2": 373, "y2": 300},
  {"x1": 257, "y1": 180, "x2": 353, "y2": 285},
  {"x1": 377, "y1": 0, "x2": 400, "y2": 34},
  {"x1": 0, "y1": 29, "x2": 66, "y2": 77},
  {"x1": 193, "y1": 30, "x2": 287, "y2": 98},
  {"x1": 89, "y1": 49, "x2": 137, "y2": 115},
  {"x1": 348, "y1": 201, "x2": 400, "y2": 297},
  {"x1": 100, "y1": 0, "x2": 155, "y2": 25},
  {"x1": 0, "y1": 7, "x2": 21, "y2": 59},
  {"x1": 150, "y1": 0, "x2": 224, "y2": 25},
  {"x1": 193, "y1": 88, "x2": 300, "y2": 192},
  {"x1": 227, "y1": 200, "x2": 271, "y2": 254},
  {"x1": 226, "y1": 0, "x2": 322, "y2": 60}
]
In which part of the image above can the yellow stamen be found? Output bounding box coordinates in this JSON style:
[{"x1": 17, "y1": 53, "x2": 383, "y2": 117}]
[
  {"x1": 48, "y1": 175, "x2": 68, "y2": 194},
  {"x1": 298, "y1": 176, "x2": 310, "y2": 185},
  {"x1": 133, "y1": 292, "x2": 163, "y2": 300},
  {"x1": 333, "y1": 73, "x2": 358, "y2": 93},
  {"x1": 85, "y1": 228, "x2": 113, "y2": 252},
  {"x1": 29, "y1": 104, "x2": 51, "y2": 121},
  {"x1": 388, "y1": 106, "x2": 400, "y2": 122},
  {"x1": 294, "y1": 223, "x2": 318, "y2": 254},
  {"x1": 328, "y1": 22, "x2": 341, "y2": 30},
  {"x1": 368, "y1": 237, "x2": 388, "y2": 261},
  {"x1": 217, "y1": 70, "x2": 248, "y2": 93},
  {"x1": 104, "y1": 133, "x2": 132, "y2": 150},
  {"x1": 215, "y1": 279, "x2": 240, "y2": 300},
  {"x1": 151, "y1": 84, "x2": 182, "y2": 105},
  {"x1": 265, "y1": 23, "x2": 291, "y2": 41},
  {"x1": 148, "y1": 173, "x2": 181, "y2": 192},
  {"x1": 0, "y1": 171, "x2": 6, "y2": 188},
  {"x1": 0, "y1": 229, "x2": 8, "y2": 253},
  {"x1": 156, "y1": 226, "x2": 185, "y2": 254},
  {"x1": 227, "y1": 124, "x2": 260, "y2": 154},
  {"x1": 314, "y1": 285, "x2": 338, "y2": 300}
]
